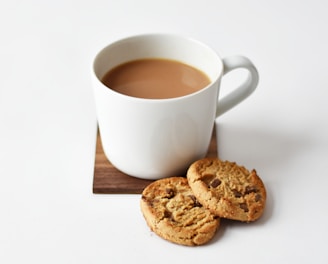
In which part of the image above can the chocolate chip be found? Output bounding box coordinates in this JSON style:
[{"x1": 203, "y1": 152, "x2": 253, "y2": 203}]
[
  {"x1": 188, "y1": 194, "x2": 197, "y2": 203},
  {"x1": 233, "y1": 189, "x2": 242, "y2": 198},
  {"x1": 245, "y1": 186, "x2": 258, "y2": 194},
  {"x1": 255, "y1": 194, "x2": 261, "y2": 202},
  {"x1": 188, "y1": 195, "x2": 202, "y2": 207},
  {"x1": 202, "y1": 174, "x2": 215, "y2": 186},
  {"x1": 210, "y1": 178, "x2": 221, "y2": 188},
  {"x1": 239, "y1": 203, "x2": 249, "y2": 212},
  {"x1": 164, "y1": 210, "x2": 172, "y2": 218},
  {"x1": 142, "y1": 195, "x2": 152, "y2": 206},
  {"x1": 142, "y1": 196, "x2": 155, "y2": 207},
  {"x1": 165, "y1": 188, "x2": 175, "y2": 198}
]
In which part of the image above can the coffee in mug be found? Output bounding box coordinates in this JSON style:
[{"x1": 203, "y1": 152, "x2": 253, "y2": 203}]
[{"x1": 101, "y1": 58, "x2": 211, "y2": 99}]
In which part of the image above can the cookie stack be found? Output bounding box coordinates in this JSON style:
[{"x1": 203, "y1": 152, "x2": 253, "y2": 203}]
[{"x1": 140, "y1": 158, "x2": 266, "y2": 246}]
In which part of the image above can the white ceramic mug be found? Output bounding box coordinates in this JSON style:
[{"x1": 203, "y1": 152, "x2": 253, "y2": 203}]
[{"x1": 92, "y1": 34, "x2": 259, "y2": 179}]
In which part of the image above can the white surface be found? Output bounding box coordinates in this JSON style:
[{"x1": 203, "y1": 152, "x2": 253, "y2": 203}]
[{"x1": 1, "y1": 0, "x2": 327, "y2": 263}]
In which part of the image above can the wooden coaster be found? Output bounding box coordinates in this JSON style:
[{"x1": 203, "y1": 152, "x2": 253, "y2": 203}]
[{"x1": 93, "y1": 127, "x2": 218, "y2": 194}]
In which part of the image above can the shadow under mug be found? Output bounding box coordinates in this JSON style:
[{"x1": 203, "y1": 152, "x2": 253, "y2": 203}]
[{"x1": 92, "y1": 34, "x2": 259, "y2": 179}]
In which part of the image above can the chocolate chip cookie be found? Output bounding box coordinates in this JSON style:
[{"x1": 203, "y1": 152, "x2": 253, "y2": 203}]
[
  {"x1": 187, "y1": 158, "x2": 266, "y2": 222},
  {"x1": 140, "y1": 177, "x2": 220, "y2": 246}
]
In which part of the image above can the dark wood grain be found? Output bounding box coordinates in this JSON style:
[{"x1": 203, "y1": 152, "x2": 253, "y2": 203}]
[{"x1": 93, "y1": 127, "x2": 218, "y2": 194}]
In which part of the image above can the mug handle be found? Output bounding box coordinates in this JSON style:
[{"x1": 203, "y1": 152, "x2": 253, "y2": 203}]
[{"x1": 216, "y1": 56, "x2": 259, "y2": 117}]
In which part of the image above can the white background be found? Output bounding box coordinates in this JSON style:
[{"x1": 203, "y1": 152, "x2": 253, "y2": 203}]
[{"x1": 1, "y1": 0, "x2": 327, "y2": 263}]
